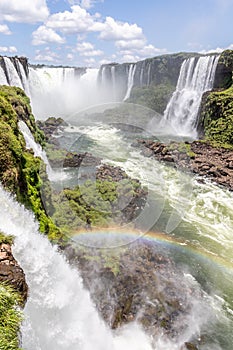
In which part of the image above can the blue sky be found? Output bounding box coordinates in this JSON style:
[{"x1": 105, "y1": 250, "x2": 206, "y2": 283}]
[{"x1": 0, "y1": 0, "x2": 232, "y2": 67}]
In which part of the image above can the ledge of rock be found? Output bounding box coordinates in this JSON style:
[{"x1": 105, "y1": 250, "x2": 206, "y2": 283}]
[
  {"x1": 137, "y1": 139, "x2": 233, "y2": 191},
  {"x1": 0, "y1": 243, "x2": 28, "y2": 305}
]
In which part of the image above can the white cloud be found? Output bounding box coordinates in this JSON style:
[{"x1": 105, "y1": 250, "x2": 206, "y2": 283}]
[
  {"x1": 81, "y1": 49, "x2": 103, "y2": 56},
  {"x1": 115, "y1": 39, "x2": 146, "y2": 50},
  {"x1": 76, "y1": 41, "x2": 103, "y2": 56},
  {"x1": 0, "y1": 24, "x2": 11, "y2": 35},
  {"x1": 67, "y1": 53, "x2": 74, "y2": 60},
  {"x1": 76, "y1": 41, "x2": 94, "y2": 52},
  {"x1": 32, "y1": 26, "x2": 65, "y2": 45},
  {"x1": 0, "y1": 46, "x2": 17, "y2": 53},
  {"x1": 68, "y1": 0, "x2": 104, "y2": 9},
  {"x1": 0, "y1": 0, "x2": 49, "y2": 23},
  {"x1": 99, "y1": 16, "x2": 144, "y2": 41},
  {"x1": 137, "y1": 44, "x2": 167, "y2": 57},
  {"x1": 84, "y1": 57, "x2": 96, "y2": 66},
  {"x1": 117, "y1": 43, "x2": 168, "y2": 63},
  {"x1": 34, "y1": 48, "x2": 59, "y2": 62},
  {"x1": 98, "y1": 58, "x2": 112, "y2": 65},
  {"x1": 46, "y1": 5, "x2": 98, "y2": 34}
]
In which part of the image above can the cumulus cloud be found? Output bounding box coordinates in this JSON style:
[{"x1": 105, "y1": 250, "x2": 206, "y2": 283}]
[
  {"x1": 0, "y1": 46, "x2": 17, "y2": 53},
  {"x1": 34, "y1": 48, "x2": 59, "y2": 62},
  {"x1": 99, "y1": 16, "x2": 144, "y2": 41},
  {"x1": 32, "y1": 26, "x2": 65, "y2": 45},
  {"x1": 84, "y1": 57, "x2": 96, "y2": 66},
  {"x1": 0, "y1": 0, "x2": 49, "y2": 23},
  {"x1": 0, "y1": 24, "x2": 11, "y2": 35},
  {"x1": 68, "y1": 0, "x2": 104, "y2": 9},
  {"x1": 76, "y1": 41, "x2": 103, "y2": 56},
  {"x1": 46, "y1": 5, "x2": 98, "y2": 34},
  {"x1": 115, "y1": 39, "x2": 146, "y2": 50},
  {"x1": 76, "y1": 41, "x2": 95, "y2": 52}
]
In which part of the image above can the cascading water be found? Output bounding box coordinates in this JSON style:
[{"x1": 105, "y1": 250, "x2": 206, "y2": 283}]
[
  {"x1": 18, "y1": 120, "x2": 66, "y2": 182},
  {"x1": 0, "y1": 185, "x2": 156, "y2": 350},
  {"x1": 163, "y1": 55, "x2": 219, "y2": 137},
  {"x1": 123, "y1": 64, "x2": 137, "y2": 101},
  {"x1": 3, "y1": 56, "x2": 24, "y2": 89}
]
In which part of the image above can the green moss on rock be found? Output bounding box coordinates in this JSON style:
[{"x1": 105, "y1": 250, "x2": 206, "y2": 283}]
[
  {"x1": 0, "y1": 85, "x2": 63, "y2": 242},
  {"x1": 199, "y1": 87, "x2": 233, "y2": 146},
  {"x1": 128, "y1": 83, "x2": 174, "y2": 113}
]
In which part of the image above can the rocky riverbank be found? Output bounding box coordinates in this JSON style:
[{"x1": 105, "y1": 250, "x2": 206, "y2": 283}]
[
  {"x1": 137, "y1": 139, "x2": 233, "y2": 191},
  {"x1": 0, "y1": 242, "x2": 28, "y2": 305}
]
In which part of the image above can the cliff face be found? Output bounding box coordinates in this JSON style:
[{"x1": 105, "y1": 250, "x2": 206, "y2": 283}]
[
  {"x1": 98, "y1": 52, "x2": 201, "y2": 112},
  {"x1": 199, "y1": 50, "x2": 233, "y2": 146},
  {"x1": 0, "y1": 85, "x2": 62, "y2": 241}
]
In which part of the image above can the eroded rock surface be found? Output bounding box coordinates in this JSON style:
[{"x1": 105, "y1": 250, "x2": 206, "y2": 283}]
[{"x1": 0, "y1": 243, "x2": 28, "y2": 304}]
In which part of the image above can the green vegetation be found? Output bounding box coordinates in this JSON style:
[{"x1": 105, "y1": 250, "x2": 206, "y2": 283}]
[
  {"x1": 0, "y1": 86, "x2": 63, "y2": 242},
  {"x1": 200, "y1": 86, "x2": 233, "y2": 147},
  {"x1": 0, "y1": 231, "x2": 13, "y2": 245},
  {"x1": 0, "y1": 283, "x2": 23, "y2": 350},
  {"x1": 199, "y1": 50, "x2": 233, "y2": 148},
  {"x1": 52, "y1": 178, "x2": 140, "y2": 234},
  {"x1": 167, "y1": 142, "x2": 196, "y2": 158},
  {"x1": 128, "y1": 83, "x2": 174, "y2": 113}
]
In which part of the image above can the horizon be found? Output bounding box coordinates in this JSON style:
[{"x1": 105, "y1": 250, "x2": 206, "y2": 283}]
[
  {"x1": 0, "y1": 49, "x2": 223, "y2": 69},
  {"x1": 0, "y1": 0, "x2": 233, "y2": 67}
]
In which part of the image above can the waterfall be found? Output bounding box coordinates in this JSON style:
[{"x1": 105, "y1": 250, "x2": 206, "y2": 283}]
[
  {"x1": 123, "y1": 64, "x2": 137, "y2": 101},
  {"x1": 111, "y1": 65, "x2": 117, "y2": 100},
  {"x1": 147, "y1": 61, "x2": 151, "y2": 86},
  {"x1": 18, "y1": 120, "x2": 63, "y2": 182},
  {"x1": 0, "y1": 185, "x2": 155, "y2": 350},
  {"x1": 163, "y1": 55, "x2": 219, "y2": 137},
  {"x1": 3, "y1": 57, "x2": 24, "y2": 89},
  {"x1": 0, "y1": 64, "x2": 8, "y2": 85}
]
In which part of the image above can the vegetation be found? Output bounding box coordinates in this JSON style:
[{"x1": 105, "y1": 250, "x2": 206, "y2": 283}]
[
  {"x1": 52, "y1": 178, "x2": 141, "y2": 234},
  {"x1": 128, "y1": 83, "x2": 174, "y2": 114},
  {"x1": 0, "y1": 86, "x2": 63, "y2": 242},
  {"x1": 0, "y1": 283, "x2": 23, "y2": 350},
  {"x1": 200, "y1": 86, "x2": 233, "y2": 147}
]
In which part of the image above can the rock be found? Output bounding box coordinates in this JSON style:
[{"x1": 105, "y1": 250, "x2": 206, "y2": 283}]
[
  {"x1": 0, "y1": 243, "x2": 28, "y2": 305},
  {"x1": 64, "y1": 240, "x2": 206, "y2": 343},
  {"x1": 136, "y1": 139, "x2": 233, "y2": 191}
]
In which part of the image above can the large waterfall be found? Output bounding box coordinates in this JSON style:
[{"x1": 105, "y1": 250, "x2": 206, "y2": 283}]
[
  {"x1": 163, "y1": 55, "x2": 219, "y2": 137},
  {"x1": 0, "y1": 54, "x2": 219, "y2": 132},
  {"x1": 0, "y1": 185, "x2": 155, "y2": 350}
]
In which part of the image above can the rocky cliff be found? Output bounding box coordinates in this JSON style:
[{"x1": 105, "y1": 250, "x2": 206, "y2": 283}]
[{"x1": 199, "y1": 49, "x2": 233, "y2": 146}]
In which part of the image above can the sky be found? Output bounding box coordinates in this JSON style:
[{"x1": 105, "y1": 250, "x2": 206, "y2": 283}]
[{"x1": 0, "y1": 0, "x2": 233, "y2": 67}]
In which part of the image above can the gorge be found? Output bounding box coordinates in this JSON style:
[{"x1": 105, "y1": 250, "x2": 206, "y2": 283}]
[{"x1": 0, "y1": 50, "x2": 232, "y2": 350}]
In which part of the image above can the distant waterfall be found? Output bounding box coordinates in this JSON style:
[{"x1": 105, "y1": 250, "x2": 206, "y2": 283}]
[
  {"x1": 163, "y1": 55, "x2": 219, "y2": 137},
  {"x1": 123, "y1": 64, "x2": 137, "y2": 101}
]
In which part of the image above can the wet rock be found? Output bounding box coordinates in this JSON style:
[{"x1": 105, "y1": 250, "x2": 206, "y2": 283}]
[
  {"x1": 136, "y1": 139, "x2": 233, "y2": 191},
  {"x1": 0, "y1": 243, "x2": 28, "y2": 305},
  {"x1": 64, "y1": 240, "x2": 205, "y2": 342}
]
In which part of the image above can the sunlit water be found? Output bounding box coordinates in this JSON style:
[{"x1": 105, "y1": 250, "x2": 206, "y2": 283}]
[{"x1": 50, "y1": 118, "x2": 233, "y2": 349}]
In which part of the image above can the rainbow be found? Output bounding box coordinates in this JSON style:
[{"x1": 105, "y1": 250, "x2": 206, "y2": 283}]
[{"x1": 70, "y1": 227, "x2": 233, "y2": 272}]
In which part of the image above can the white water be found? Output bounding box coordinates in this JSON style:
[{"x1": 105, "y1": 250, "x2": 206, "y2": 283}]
[
  {"x1": 163, "y1": 55, "x2": 219, "y2": 137},
  {"x1": 0, "y1": 64, "x2": 8, "y2": 85},
  {"x1": 63, "y1": 123, "x2": 233, "y2": 262},
  {"x1": 28, "y1": 67, "x2": 101, "y2": 119},
  {"x1": 18, "y1": 120, "x2": 66, "y2": 182},
  {"x1": 0, "y1": 185, "x2": 156, "y2": 350},
  {"x1": 0, "y1": 184, "x2": 225, "y2": 350},
  {"x1": 124, "y1": 64, "x2": 137, "y2": 101},
  {"x1": 3, "y1": 56, "x2": 24, "y2": 89}
]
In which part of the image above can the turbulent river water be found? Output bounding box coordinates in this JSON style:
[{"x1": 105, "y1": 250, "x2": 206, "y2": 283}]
[{"x1": 47, "y1": 105, "x2": 233, "y2": 350}]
